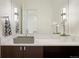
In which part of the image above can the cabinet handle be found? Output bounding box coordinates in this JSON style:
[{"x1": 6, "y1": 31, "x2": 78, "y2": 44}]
[
  {"x1": 20, "y1": 47, "x2": 22, "y2": 51},
  {"x1": 24, "y1": 47, "x2": 26, "y2": 51}
]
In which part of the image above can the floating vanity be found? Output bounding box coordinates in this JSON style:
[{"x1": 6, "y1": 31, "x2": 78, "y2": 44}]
[{"x1": 1, "y1": 34, "x2": 79, "y2": 58}]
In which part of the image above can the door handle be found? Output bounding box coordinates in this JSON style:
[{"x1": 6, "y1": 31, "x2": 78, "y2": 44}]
[
  {"x1": 20, "y1": 46, "x2": 22, "y2": 51},
  {"x1": 24, "y1": 46, "x2": 26, "y2": 51}
]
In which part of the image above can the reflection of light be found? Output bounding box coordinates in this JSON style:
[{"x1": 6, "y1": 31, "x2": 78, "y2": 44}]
[
  {"x1": 63, "y1": 8, "x2": 66, "y2": 13},
  {"x1": 5, "y1": 18, "x2": 9, "y2": 21},
  {"x1": 62, "y1": 8, "x2": 67, "y2": 20},
  {"x1": 14, "y1": 8, "x2": 18, "y2": 22},
  {"x1": 14, "y1": 8, "x2": 18, "y2": 13},
  {"x1": 14, "y1": 15, "x2": 18, "y2": 22},
  {"x1": 3, "y1": 16, "x2": 9, "y2": 21},
  {"x1": 63, "y1": 15, "x2": 67, "y2": 20}
]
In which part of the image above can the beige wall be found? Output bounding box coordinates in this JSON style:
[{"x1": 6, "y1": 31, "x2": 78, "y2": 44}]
[{"x1": 69, "y1": 0, "x2": 79, "y2": 35}]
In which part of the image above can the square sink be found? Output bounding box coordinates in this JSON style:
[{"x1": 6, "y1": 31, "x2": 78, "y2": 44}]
[{"x1": 13, "y1": 36, "x2": 34, "y2": 44}]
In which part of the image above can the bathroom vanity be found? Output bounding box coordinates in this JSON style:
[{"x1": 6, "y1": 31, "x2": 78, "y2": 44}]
[
  {"x1": 0, "y1": 0, "x2": 79, "y2": 58},
  {"x1": 1, "y1": 34, "x2": 79, "y2": 58},
  {"x1": 1, "y1": 46, "x2": 43, "y2": 58},
  {"x1": 1, "y1": 46, "x2": 79, "y2": 58}
]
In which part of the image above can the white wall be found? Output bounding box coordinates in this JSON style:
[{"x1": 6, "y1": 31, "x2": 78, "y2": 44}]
[
  {"x1": 23, "y1": 0, "x2": 69, "y2": 34},
  {"x1": 69, "y1": 0, "x2": 79, "y2": 35},
  {"x1": 0, "y1": 0, "x2": 11, "y2": 16}
]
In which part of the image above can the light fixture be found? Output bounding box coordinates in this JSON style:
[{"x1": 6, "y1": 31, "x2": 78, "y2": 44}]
[
  {"x1": 2, "y1": 16, "x2": 9, "y2": 21},
  {"x1": 14, "y1": 8, "x2": 18, "y2": 13},
  {"x1": 63, "y1": 8, "x2": 67, "y2": 20},
  {"x1": 63, "y1": 8, "x2": 66, "y2": 14},
  {"x1": 14, "y1": 8, "x2": 18, "y2": 22},
  {"x1": 61, "y1": 8, "x2": 67, "y2": 20},
  {"x1": 14, "y1": 15, "x2": 18, "y2": 22},
  {"x1": 60, "y1": 8, "x2": 70, "y2": 36}
]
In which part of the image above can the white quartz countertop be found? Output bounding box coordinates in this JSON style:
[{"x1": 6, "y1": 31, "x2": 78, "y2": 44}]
[{"x1": 1, "y1": 34, "x2": 79, "y2": 46}]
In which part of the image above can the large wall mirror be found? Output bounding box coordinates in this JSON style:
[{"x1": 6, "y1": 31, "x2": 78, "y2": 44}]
[
  {"x1": 1, "y1": 0, "x2": 79, "y2": 36},
  {"x1": 0, "y1": 0, "x2": 69, "y2": 36},
  {"x1": 0, "y1": 0, "x2": 23, "y2": 36},
  {"x1": 16, "y1": 0, "x2": 69, "y2": 35},
  {"x1": 24, "y1": 0, "x2": 69, "y2": 36}
]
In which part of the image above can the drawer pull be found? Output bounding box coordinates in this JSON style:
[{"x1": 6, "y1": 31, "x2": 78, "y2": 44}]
[
  {"x1": 24, "y1": 47, "x2": 26, "y2": 51},
  {"x1": 20, "y1": 47, "x2": 22, "y2": 51}
]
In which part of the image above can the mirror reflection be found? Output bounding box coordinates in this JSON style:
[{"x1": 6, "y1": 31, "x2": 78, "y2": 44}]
[
  {"x1": 0, "y1": 0, "x2": 79, "y2": 37},
  {"x1": 11, "y1": 0, "x2": 69, "y2": 36}
]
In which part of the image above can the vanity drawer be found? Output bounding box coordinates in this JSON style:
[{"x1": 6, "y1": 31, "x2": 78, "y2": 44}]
[{"x1": 1, "y1": 46, "x2": 43, "y2": 58}]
